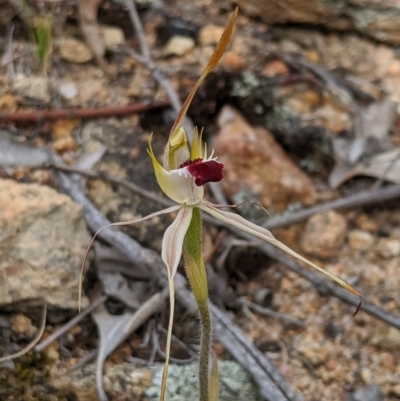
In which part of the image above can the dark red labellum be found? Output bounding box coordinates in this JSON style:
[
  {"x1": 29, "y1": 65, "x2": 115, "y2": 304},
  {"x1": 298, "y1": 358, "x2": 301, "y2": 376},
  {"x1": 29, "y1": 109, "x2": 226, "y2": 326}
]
[{"x1": 186, "y1": 159, "x2": 224, "y2": 186}]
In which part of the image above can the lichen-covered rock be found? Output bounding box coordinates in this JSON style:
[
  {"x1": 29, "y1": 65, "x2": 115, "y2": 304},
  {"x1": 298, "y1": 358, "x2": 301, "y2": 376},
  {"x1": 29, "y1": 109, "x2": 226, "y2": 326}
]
[
  {"x1": 146, "y1": 361, "x2": 261, "y2": 401},
  {"x1": 213, "y1": 105, "x2": 316, "y2": 213},
  {"x1": 234, "y1": 0, "x2": 400, "y2": 44},
  {"x1": 0, "y1": 179, "x2": 90, "y2": 308}
]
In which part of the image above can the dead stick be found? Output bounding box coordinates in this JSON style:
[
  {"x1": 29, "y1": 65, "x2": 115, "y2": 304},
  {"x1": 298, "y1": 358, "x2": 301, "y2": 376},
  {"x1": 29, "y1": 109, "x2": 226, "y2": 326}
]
[
  {"x1": 0, "y1": 101, "x2": 169, "y2": 122},
  {"x1": 35, "y1": 295, "x2": 107, "y2": 353},
  {"x1": 262, "y1": 184, "x2": 400, "y2": 230}
]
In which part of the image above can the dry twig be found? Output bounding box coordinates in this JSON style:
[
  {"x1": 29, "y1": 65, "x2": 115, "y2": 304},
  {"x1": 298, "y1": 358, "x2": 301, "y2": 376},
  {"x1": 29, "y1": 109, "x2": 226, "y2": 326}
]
[
  {"x1": 262, "y1": 184, "x2": 400, "y2": 230},
  {"x1": 3, "y1": 25, "x2": 16, "y2": 82},
  {"x1": 0, "y1": 101, "x2": 169, "y2": 122},
  {"x1": 35, "y1": 295, "x2": 106, "y2": 353},
  {"x1": 239, "y1": 298, "x2": 303, "y2": 327}
]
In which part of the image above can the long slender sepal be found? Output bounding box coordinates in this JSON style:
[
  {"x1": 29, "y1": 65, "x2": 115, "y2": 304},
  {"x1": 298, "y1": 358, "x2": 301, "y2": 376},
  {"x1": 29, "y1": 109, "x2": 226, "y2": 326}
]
[
  {"x1": 169, "y1": 7, "x2": 238, "y2": 136},
  {"x1": 159, "y1": 207, "x2": 193, "y2": 401},
  {"x1": 79, "y1": 205, "x2": 180, "y2": 310},
  {"x1": 200, "y1": 201, "x2": 362, "y2": 302}
]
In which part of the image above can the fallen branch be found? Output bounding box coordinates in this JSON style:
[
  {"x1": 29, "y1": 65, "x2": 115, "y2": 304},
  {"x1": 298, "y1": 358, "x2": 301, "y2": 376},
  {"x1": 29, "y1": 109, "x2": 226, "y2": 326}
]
[
  {"x1": 0, "y1": 101, "x2": 169, "y2": 122},
  {"x1": 262, "y1": 184, "x2": 400, "y2": 230}
]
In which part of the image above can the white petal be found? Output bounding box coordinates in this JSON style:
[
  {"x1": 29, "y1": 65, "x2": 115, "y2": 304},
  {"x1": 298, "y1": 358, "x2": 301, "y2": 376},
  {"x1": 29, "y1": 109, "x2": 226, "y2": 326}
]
[
  {"x1": 158, "y1": 206, "x2": 193, "y2": 401},
  {"x1": 200, "y1": 201, "x2": 361, "y2": 298},
  {"x1": 148, "y1": 138, "x2": 203, "y2": 205},
  {"x1": 162, "y1": 206, "x2": 193, "y2": 278},
  {"x1": 163, "y1": 169, "x2": 204, "y2": 205}
]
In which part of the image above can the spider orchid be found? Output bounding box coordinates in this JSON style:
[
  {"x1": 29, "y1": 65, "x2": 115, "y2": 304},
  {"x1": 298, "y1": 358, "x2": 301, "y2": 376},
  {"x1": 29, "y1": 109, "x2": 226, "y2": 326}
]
[{"x1": 81, "y1": 8, "x2": 361, "y2": 401}]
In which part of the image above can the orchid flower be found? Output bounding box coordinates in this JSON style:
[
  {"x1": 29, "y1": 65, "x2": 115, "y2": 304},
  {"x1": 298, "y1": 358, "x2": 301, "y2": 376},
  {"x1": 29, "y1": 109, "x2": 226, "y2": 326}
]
[{"x1": 81, "y1": 7, "x2": 361, "y2": 401}]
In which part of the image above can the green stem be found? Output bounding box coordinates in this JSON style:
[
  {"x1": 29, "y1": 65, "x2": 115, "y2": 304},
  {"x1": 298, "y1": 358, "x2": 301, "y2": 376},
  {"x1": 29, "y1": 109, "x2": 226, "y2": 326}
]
[
  {"x1": 183, "y1": 207, "x2": 213, "y2": 401},
  {"x1": 197, "y1": 299, "x2": 212, "y2": 401}
]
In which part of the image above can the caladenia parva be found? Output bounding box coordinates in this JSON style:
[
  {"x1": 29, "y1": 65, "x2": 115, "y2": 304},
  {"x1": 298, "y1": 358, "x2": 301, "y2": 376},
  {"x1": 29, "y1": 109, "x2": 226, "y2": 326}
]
[{"x1": 81, "y1": 7, "x2": 362, "y2": 401}]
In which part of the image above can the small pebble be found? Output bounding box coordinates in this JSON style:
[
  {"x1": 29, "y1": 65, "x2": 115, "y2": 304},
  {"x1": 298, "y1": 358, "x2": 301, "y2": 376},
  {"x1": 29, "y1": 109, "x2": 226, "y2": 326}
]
[
  {"x1": 348, "y1": 229, "x2": 374, "y2": 252},
  {"x1": 59, "y1": 38, "x2": 93, "y2": 64},
  {"x1": 164, "y1": 35, "x2": 195, "y2": 57},
  {"x1": 44, "y1": 347, "x2": 60, "y2": 361},
  {"x1": 370, "y1": 326, "x2": 400, "y2": 351},
  {"x1": 100, "y1": 25, "x2": 125, "y2": 50},
  {"x1": 57, "y1": 82, "x2": 78, "y2": 100},
  {"x1": 261, "y1": 60, "x2": 289, "y2": 77},
  {"x1": 355, "y1": 214, "x2": 379, "y2": 232},
  {"x1": 10, "y1": 314, "x2": 33, "y2": 335},
  {"x1": 377, "y1": 238, "x2": 400, "y2": 259}
]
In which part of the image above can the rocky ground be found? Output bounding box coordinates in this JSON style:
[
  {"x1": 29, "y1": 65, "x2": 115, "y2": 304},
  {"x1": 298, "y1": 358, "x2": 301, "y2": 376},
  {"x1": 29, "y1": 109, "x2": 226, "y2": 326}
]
[{"x1": 1, "y1": 0, "x2": 400, "y2": 400}]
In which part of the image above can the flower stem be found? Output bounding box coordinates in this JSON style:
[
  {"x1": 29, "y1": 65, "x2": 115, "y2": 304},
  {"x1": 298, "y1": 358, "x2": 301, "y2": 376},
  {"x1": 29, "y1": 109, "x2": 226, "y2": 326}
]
[{"x1": 183, "y1": 207, "x2": 215, "y2": 401}]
